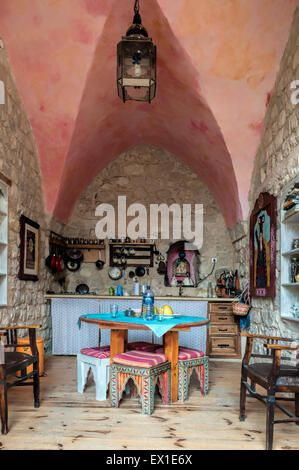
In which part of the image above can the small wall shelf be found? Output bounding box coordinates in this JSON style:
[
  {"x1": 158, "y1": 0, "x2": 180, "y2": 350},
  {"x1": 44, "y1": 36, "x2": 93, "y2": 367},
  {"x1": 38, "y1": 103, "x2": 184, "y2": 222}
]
[
  {"x1": 0, "y1": 181, "x2": 8, "y2": 306},
  {"x1": 280, "y1": 179, "x2": 299, "y2": 321},
  {"x1": 109, "y1": 242, "x2": 154, "y2": 268}
]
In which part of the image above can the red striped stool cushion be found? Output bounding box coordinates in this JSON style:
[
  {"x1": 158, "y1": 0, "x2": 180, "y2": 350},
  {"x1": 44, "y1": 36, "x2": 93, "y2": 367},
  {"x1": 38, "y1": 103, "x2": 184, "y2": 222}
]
[
  {"x1": 113, "y1": 350, "x2": 168, "y2": 369},
  {"x1": 127, "y1": 341, "x2": 160, "y2": 352},
  {"x1": 80, "y1": 346, "x2": 110, "y2": 358},
  {"x1": 156, "y1": 346, "x2": 205, "y2": 361}
]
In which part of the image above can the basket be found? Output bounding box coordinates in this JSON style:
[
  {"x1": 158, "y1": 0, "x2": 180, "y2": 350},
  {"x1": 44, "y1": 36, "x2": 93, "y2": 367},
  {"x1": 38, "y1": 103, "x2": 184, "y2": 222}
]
[{"x1": 232, "y1": 302, "x2": 251, "y2": 316}]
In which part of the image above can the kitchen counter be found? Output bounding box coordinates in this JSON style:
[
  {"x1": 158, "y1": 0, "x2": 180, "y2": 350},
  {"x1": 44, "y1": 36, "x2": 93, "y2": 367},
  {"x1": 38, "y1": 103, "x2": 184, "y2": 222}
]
[
  {"x1": 45, "y1": 294, "x2": 233, "y2": 302},
  {"x1": 48, "y1": 295, "x2": 231, "y2": 355}
]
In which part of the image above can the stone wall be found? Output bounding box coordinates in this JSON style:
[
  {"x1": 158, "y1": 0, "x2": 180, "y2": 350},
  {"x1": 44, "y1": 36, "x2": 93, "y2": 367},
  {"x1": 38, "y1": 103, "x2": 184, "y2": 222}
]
[
  {"x1": 62, "y1": 144, "x2": 236, "y2": 297},
  {"x1": 247, "y1": 7, "x2": 299, "y2": 343},
  {"x1": 0, "y1": 40, "x2": 56, "y2": 351}
]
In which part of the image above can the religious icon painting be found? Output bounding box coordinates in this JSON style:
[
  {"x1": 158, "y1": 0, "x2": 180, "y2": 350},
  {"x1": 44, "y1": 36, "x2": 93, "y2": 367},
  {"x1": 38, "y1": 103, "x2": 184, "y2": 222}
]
[
  {"x1": 249, "y1": 192, "x2": 277, "y2": 298},
  {"x1": 18, "y1": 215, "x2": 40, "y2": 281}
]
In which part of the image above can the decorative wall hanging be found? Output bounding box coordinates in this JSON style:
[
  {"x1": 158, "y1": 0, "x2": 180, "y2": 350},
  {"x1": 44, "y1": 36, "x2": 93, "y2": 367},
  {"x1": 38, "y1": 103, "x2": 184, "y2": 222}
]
[
  {"x1": 19, "y1": 215, "x2": 40, "y2": 281},
  {"x1": 249, "y1": 192, "x2": 277, "y2": 298}
]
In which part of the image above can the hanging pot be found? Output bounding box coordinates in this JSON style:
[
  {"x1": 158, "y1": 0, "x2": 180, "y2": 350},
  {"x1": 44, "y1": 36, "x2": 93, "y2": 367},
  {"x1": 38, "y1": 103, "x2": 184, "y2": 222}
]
[
  {"x1": 45, "y1": 253, "x2": 53, "y2": 269},
  {"x1": 65, "y1": 259, "x2": 81, "y2": 272},
  {"x1": 135, "y1": 266, "x2": 145, "y2": 277},
  {"x1": 95, "y1": 259, "x2": 105, "y2": 270},
  {"x1": 108, "y1": 267, "x2": 122, "y2": 281},
  {"x1": 76, "y1": 283, "x2": 89, "y2": 295},
  {"x1": 157, "y1": 261, "x2": 166, "y2": 275},
  {"x1": 65, "y1": 248, "x2": 83, "y2": 263}
]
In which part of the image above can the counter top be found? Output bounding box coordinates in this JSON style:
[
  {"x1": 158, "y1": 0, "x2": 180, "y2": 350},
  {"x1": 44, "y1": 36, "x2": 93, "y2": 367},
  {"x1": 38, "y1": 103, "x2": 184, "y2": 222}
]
[{"x1": 45, "y1": 294, "x2": 233, "y2": 302}]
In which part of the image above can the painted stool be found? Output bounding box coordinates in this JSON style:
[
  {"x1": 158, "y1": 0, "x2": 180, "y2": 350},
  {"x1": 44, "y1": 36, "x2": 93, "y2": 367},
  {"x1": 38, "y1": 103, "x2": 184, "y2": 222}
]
[
  {"x1": 110, "y1": 350, "x2": 171, "y2": 415},
  {"x1": 127, "y1": 341, "x2": 160, "y2": 352},
  {"x1": 157, "y1": 346, "x2": 209, "y2": 401},
  {"x1": 77, "y1": 346, "x2": 110, "y2": 401}
]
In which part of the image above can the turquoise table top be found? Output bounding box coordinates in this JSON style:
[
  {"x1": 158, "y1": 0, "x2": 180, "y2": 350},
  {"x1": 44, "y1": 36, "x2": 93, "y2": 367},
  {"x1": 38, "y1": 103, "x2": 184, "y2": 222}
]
[{"x1": 78, "y1": 312, "x2": 209, "y2": 338}]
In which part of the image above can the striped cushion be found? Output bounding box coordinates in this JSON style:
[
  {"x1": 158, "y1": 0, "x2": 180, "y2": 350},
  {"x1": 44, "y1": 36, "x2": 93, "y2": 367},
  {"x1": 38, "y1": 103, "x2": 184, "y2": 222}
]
[
  {"x1": 156, "y1": 346, "x2": 205, "y2": 361},
  {"x1": 113, "y1": 350, "x2": 168, "y2": 369},
  {"x1": 80, "y1": 346, "x2": 110, "y2": 358},
  {"x1": 127, "y1": 341, "x2": 160, "y2": 352}
]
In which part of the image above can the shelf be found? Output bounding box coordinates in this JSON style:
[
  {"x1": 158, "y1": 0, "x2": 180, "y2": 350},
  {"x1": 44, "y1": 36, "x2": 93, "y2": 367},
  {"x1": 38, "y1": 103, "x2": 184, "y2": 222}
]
[
  {"x1": 282, "y1": 248, "x2": 299, "y2": 256},
  {"x1": 281, "y1": 283, "x2": 299, "y2": 287},
  {"x1": 282, "y1": 207, "x2": 299, "y2": 223},
  {"x1": 108, "y1": 242, "x2": 155, "y2": 246},
  {"x1": 281, "y1": 315, "x2": 299, "y2": 322},
  {"x1": 49, "y1": 240, "x2": 105, "y2": 250}
]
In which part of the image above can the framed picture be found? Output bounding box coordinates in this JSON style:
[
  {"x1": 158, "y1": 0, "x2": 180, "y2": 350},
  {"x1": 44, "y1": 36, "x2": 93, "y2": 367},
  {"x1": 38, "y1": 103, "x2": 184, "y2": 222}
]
[
  {"x1": 19, "y1": 215, "x2": 40, "y2": 281},
  {"x1": 249, "y1": 192, "x2": 277, "y2": 298}
]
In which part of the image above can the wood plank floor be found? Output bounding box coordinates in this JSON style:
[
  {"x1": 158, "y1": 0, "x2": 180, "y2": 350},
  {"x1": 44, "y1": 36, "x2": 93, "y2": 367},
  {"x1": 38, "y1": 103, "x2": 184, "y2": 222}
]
[{"x1": 0, "y1": 356, "x2": 298, "y2": 450}]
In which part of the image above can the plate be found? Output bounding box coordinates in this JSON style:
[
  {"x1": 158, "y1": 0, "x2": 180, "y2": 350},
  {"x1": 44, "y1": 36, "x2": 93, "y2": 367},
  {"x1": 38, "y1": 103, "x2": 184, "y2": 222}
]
[{"x1": 163, "y1": 314, "x2": 180, "y2": 319}]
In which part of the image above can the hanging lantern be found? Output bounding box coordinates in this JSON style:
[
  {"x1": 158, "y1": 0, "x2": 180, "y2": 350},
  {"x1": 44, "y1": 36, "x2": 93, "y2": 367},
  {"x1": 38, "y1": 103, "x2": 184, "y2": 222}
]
[{"x1": 117, "y1": 0, "x2": 156, "y2": 103}]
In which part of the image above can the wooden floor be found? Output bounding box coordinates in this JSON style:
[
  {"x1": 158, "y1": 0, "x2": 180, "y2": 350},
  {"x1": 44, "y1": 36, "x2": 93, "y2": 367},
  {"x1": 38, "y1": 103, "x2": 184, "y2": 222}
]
[{"x1": 0, "y1": 356, "x2": 298, "y2": 450}]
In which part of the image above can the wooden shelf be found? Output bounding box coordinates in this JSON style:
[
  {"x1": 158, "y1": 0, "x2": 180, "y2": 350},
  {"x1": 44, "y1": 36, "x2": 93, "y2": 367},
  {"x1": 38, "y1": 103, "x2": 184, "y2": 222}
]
[
  {"x1": 108, "y1": 242, "x2": 155, "y2": 246},
  {"x1": 282, "y1": 207, "x2": 299, "y2": 223},
  {"x1": 282, "y1": 248, "x2": 299, "y2": 257}
]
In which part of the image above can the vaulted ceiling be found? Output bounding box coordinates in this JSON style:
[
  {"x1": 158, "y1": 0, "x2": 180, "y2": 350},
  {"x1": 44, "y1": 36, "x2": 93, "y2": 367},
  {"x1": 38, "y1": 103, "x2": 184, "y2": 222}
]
[{"x1": 0, "y1": 0, "x2": 298, "y2": 227}]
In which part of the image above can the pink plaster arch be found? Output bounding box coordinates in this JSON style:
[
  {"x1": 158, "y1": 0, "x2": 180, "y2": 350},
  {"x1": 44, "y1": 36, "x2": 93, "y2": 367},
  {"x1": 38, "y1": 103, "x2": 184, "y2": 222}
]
[{"x1": 53, "y1": 0, "x2": 241, "y2": 227}]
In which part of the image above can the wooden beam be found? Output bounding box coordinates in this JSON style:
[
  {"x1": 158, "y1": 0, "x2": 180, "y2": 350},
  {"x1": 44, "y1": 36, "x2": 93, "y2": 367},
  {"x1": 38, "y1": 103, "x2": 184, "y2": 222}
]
[{"x1": 0, "y1": 171, "x2": 11, "y2": 187}]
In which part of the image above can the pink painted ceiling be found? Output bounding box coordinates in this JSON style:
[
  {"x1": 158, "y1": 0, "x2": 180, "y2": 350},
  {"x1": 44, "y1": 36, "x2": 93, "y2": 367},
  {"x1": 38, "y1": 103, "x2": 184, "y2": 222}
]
[{"x1": 0, "y1": 0, "x2": 297, "y2": 227}]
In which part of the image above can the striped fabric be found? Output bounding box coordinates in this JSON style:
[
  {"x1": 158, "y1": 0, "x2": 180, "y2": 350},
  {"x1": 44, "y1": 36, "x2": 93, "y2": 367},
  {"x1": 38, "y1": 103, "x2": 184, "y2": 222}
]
[
  {"x1": 113, "y1": 350, "x2": 168, "y2": 368},
  {"x1": 156, "y1": 346, "x2": 205, "y2": 361},
  {"x1": 80, "y1": 346, "x2": 110, "y2": 358},
  {"x1": 127, "y1": 341, "x2": 160, "y2": 352}
]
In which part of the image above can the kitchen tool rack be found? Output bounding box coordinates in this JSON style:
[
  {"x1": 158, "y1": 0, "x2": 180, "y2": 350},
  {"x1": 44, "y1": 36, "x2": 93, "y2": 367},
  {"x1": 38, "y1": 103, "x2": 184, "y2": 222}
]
[{"x1": 109, "y1": 242, "x2": 154, "y2": 268}]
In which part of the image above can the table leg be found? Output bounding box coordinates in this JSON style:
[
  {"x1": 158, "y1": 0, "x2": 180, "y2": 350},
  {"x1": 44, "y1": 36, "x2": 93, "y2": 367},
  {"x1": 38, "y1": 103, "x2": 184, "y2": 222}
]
[
  {"x1": 110, "y1": 329, "x2": 126, "y2": 363},
  {"x1": 163, "y1": 331, "x2": 179, "y2": 403},
  {"x1": 109, "y1": 329, "x2": 126, "y2": 399}
]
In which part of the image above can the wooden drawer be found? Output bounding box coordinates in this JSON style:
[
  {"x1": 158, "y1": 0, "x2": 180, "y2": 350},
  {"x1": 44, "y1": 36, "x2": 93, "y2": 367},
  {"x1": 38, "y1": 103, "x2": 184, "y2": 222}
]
[
  {"x1": 209, "y1": 303, "x2": 233, "y2": 314},
  {"x1": 210, "y1": 313, "x2": 235, "y2": 324},
  {"x1": 210, "y1": 324, "x2": 238, "y2": 335},
  {"x1": 210, "y1": 336, "x2": 238, "y2": 355}
]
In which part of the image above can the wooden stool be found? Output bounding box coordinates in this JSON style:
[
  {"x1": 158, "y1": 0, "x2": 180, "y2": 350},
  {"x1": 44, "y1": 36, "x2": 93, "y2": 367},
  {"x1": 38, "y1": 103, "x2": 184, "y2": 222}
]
[
  {"x1": 77, "y1": 346, "x2": 110, "y2": 401},
  {"x1": 157, "y1": 346, "x2": 209, "y2": 401},
  {"x1": 177, "y1": 348, "x2": 209, "y2": 401},
  {"x1": 110, "y1": 350, "x2": 171, "y2": 415}
]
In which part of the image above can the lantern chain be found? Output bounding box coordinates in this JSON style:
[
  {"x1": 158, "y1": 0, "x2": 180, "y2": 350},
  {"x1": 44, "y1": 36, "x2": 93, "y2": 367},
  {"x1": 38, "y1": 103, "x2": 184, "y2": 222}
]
[{"x1": 134, "y1": 0, "x2": 140, "y2": 14}]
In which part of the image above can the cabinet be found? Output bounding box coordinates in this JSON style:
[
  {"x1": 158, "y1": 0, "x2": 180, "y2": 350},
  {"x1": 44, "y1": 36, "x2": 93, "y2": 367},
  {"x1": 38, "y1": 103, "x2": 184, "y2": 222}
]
[{"x1": 207, "y1": 302, "x2": 241, "y2": 358}]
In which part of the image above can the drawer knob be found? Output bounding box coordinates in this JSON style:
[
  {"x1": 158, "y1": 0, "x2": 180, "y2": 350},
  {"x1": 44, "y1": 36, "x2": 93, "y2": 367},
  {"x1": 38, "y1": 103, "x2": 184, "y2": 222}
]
[{"x1": 218, "y1": 344, "x2": 230, "y2": 348}]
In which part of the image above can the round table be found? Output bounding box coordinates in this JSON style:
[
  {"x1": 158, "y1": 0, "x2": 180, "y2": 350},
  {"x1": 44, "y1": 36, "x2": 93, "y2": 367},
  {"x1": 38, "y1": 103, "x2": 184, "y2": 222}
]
[{"x1": 80, "y1": 316, "x2": 210, "y2": 403}]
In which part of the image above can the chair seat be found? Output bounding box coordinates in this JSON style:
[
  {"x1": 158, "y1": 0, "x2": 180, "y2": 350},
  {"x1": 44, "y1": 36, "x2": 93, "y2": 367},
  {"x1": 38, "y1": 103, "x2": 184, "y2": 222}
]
[
  {"x1": 178, "y1": 347, "x2": 205, "y2": 361},
  {"x1": 113, "y1": 350, "x2": 168, "y2": 369},
  {"x1": 244, "y1": 363, "x2": 299, "y2": 390},
  {"x1": 156, "y1": 346, "x2": 205, "y2": 361},
  {"x1": 80, "y1": 346, "x2": 110, "y2": 359},
  {"x1": 127, "y1": 342, "x2": 160, "y2": 352},
  {"x1": 5, "y1": 352, "x2": 35, "y2": 375}
]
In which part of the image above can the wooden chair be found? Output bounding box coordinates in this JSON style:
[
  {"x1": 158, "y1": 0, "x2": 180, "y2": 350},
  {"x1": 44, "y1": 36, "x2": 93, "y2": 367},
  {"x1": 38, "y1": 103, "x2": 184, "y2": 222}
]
[
  {"x1": 0, "y1": 325, "x2": 40, "y2": 434},
  {"x1": 239, "y1": 333, "x2": 299, "y2": 450}
]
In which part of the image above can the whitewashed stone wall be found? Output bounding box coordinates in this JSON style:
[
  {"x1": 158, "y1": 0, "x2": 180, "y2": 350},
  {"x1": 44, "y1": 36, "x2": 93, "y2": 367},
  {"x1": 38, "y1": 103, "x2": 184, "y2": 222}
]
[
  {"x1": 0, "y1": 40, "x2": 56, "y2": 351},
  {"x1": 248, "y1": 8, "x2": 299, "y2": 343},
  {"x1": 63, "y1": 144, "x2": 235, "y2": 297}
]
